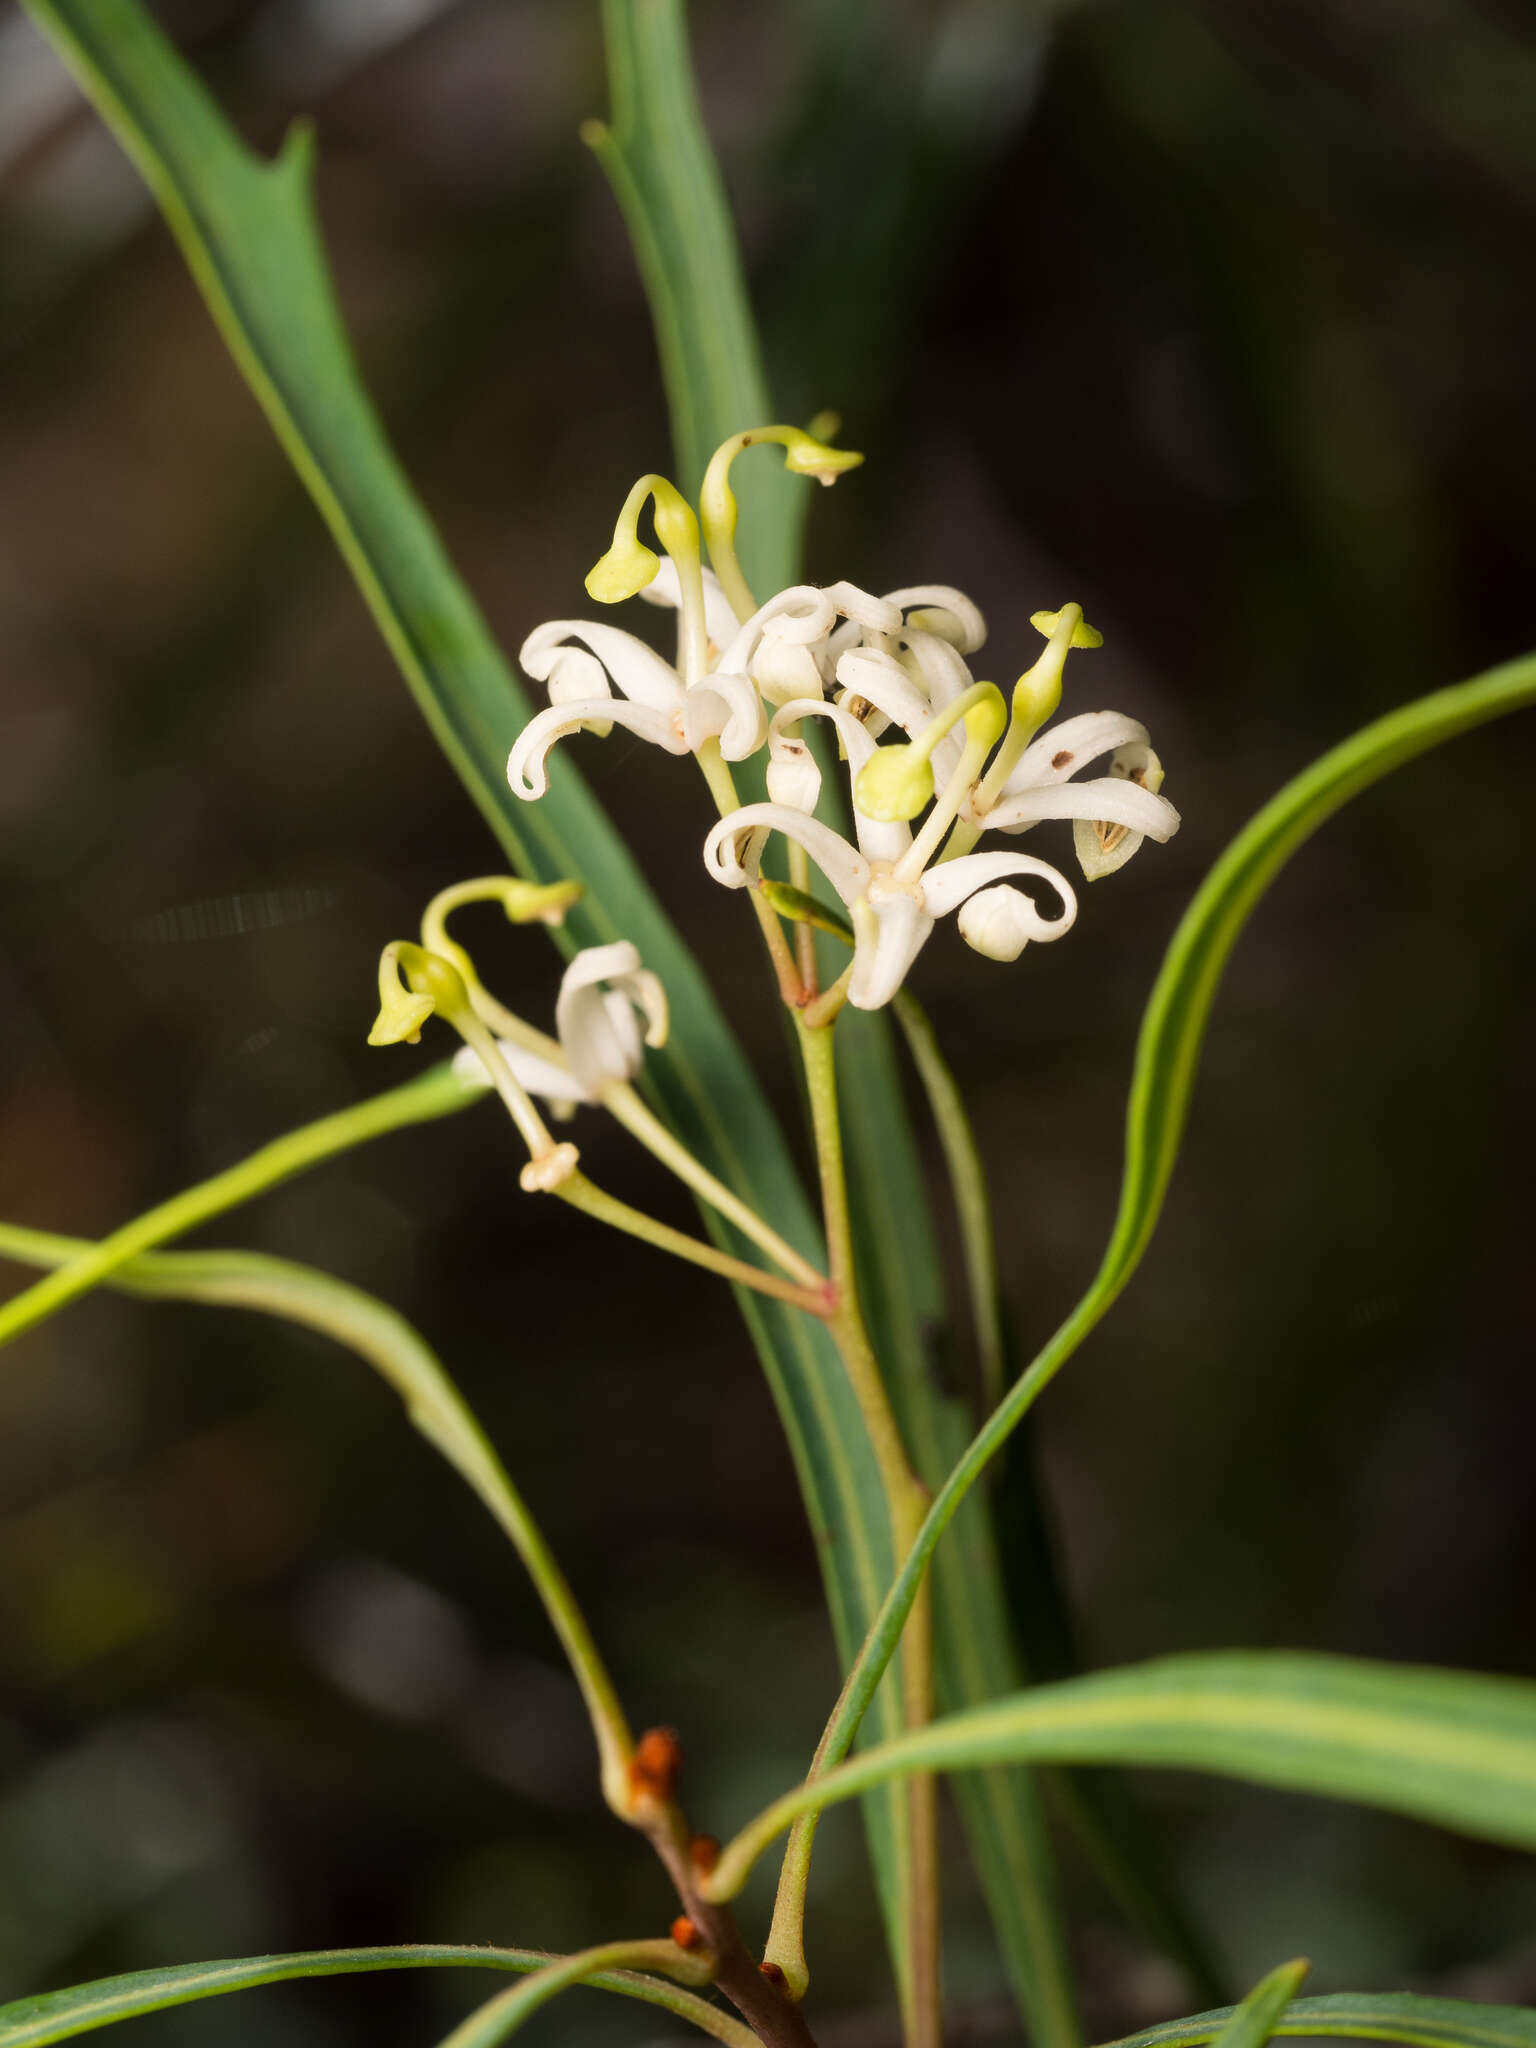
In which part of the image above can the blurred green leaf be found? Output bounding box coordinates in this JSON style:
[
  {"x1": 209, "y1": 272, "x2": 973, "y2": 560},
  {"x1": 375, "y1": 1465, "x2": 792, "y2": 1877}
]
[
  {"x1": 799, "y1": 648, "x2": 1536, "y2": 1804},
  {"x1": 16, "y1": 0, "x2": 915, "y2": 1997},
  {"x1": 0, "y1": 1945, "x2": 752, "y2": 2048},
  {"x1": 711, "y1": 1650, "x2": 1536, "y2": 1894},
  {"x1": 1103, "y1": 1993, "x2": 1536, "y2": 2048},
  {"x1": 585, "y1": 0, "x2": 802, "y2": 594}
]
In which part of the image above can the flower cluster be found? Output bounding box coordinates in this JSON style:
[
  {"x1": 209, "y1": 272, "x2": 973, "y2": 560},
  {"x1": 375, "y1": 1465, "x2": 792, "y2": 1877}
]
[{"x1": 506, "y1": 427, "x2": 1180, "y2": 1012}]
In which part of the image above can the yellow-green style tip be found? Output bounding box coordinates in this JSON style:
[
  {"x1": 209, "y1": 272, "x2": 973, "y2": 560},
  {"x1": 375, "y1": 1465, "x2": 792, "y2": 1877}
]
[
  {"x1": 586, "y1": 537, "x2": 660, "y2": 604},
  {"x1": 782, "y1": 436, "x2": 864, "y2": 486},
  {"x1": 855, "y1": 743, "x2": 936, "y2": 822},
  {"x1": 368, "y1": 990, "x2": 435, "y2": 1047},
  {"x1": 501, "y1": 878, "x2": 583, "y2": 926},
  {"x1": 369, "y1": 941, "x2": 473, "y2": 1046},
  {"x1": 1030, "y1": 605, "x2": 1103, "y2": 650}
]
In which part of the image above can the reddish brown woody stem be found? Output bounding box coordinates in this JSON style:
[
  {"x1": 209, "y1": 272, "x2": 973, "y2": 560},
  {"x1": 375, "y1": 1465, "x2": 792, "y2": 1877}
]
[{"x1": 627, "y1": 1727, "x2": 820, "y2": 2048}]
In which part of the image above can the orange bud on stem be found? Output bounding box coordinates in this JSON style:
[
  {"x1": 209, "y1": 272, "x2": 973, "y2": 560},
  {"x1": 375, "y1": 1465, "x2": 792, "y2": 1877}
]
[{"x1": 629, "y1": 1726, "x2": 682, "y2": 1802}]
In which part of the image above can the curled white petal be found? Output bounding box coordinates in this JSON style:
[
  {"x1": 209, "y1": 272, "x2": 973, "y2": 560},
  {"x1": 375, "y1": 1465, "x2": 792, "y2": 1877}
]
[
  {"x1": 639, "y1": 557, "x2": 740, "y2": 653},
  {"x1": 881, "y1": 584, "x2": 987, "y2": 653},
  {"x1": 821, "y1": 580, "x2": 902, "y2": 635},
  {"x1": 508, "y1": 696, "x2": 685, "y2": 800},
  {"x1": 681, "y1": 671, "x2": 767, "y2": 760},
  {"x1": 895, "y1": 627, "x2": 975, "y2": 718},
  {"x1": 542, "y1": 646, "x2": 614, "y2": 737},
  {"x1": 718, "y1": 588, "x2": 837, "y2": 676},
  {"x1": 833, "y1": 646, "x2": 931, "y2": 739},
  {"x1": 1072, "y1": 743, "x2": 1173, "y2": 880},
  {"x1": 982, "y1": 775, "x2": 1180, "y2": 841},
  {"x1": 1001, "y1": 710, "x2": 1150, "y2": 796},
  {"x1": 851, "y1": 888, "x2": 934, "y2": 1009},
  {"x1": 957, "y1": 886, "x2": 1039, "y2": 963},
  {"x1": 703, "y1": 802, "x2": 872, "y2": 910},
  {"x1": 919, "y1": 850, "x2": 1078, "y2": 941},
  {"x1": 519, "y1": 620, "x2": 682, "y2": 713}
]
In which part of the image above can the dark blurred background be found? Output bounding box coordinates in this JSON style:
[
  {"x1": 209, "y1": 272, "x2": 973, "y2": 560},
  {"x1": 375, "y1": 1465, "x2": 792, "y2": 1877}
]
[{"x1": 1, "y1": 1, "x2": 1533, "y2": 2043}]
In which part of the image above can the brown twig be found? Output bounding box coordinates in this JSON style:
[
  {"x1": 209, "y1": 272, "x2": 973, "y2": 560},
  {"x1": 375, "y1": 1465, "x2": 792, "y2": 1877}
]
[{"x1": 627, "y1": 1730, "x2": 821, "y2": 2048}]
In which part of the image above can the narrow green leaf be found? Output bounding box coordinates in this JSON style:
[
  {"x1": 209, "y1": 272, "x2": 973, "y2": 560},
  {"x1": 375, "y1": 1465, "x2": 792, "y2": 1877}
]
[
  {"x1": 1103, "y1": 1993, "x2": 1536, "y2": 2048},
  {"x1": 799, "y1": 649, "x2": 1536, "y2": 1801},
  {"x1": 433, "y1": 1941, "x2": 715, "y2": 2048},
  {"x1": 1212, "y1": 1961, "x2": 1312, "y2": 2048},
  {"x1": 587, "y1": 4, "x2": 1083, "y2": 2020},
  {"x1": 586, "y1": 0, "x2": 802, "y2": 594},
  {"x1": 841, "y1": 1004, "x2": 1080, "y2": 2048},
  {"x1": 710, "y1": 1651, "x2": 1536, "y2": 1896},
  {"x1": 17, "y1": 0, "x2": 913, "y2": 1948},
  {"x1": 0, "y1": 1946, "x2": 754, "y2": 2048}
]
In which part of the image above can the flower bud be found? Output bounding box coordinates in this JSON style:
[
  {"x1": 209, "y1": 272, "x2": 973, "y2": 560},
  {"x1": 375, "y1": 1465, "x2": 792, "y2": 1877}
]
[
  {"x1": 752, "y1": 634, "x2": 824, "y2": 708},
  {"x1": 767, "y1": 732, "x2": 822, "y2": 812},
  {"x1": 958, "y1": 885, "x2": 1037, "y2": 962}
]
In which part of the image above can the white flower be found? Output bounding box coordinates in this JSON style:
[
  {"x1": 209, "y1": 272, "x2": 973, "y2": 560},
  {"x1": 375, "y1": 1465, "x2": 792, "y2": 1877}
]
[
  {"x1": 703, "y1": 700, "x2": 1079, "y2": 1009},
  {"x1": 830, "y1": 593, "x2": 1182, "y2": 887},
  {"x1": 508, "y1": 618, "x2": 766, "y2": 800},
  {"x1": 966, "y1": 710, "x2": 1177, "y2": 876},
  {"x1": 452, "y1": 942, "x2": 667, "y2": 1110}
]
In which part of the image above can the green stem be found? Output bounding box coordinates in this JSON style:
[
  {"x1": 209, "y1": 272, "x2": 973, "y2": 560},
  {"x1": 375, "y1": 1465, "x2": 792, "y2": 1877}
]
[
  {"x1": 891, "y1": 992, "x2": 1005, "y2": 1413},
  {"x1": 0, "y1": 1222, "x2": 638, "y2": 1818},
  {"x1": 602, "y1": 1083, "x2": 826, "y2": 1289},
  {"x1": 433, "y1": 1940, "x2": 715, "y2": 2048},
  {"x1": 788, "y1": 838, "x2": 820, "y2": 994},
  {"x1": 0, "y1": 1065, "x2": 477, "y2": 1353},
  {"x1": 695, "y1": 739, "x2": 805, "y2": 1005},
  {"x1": 556, "y1": 1173, "x2": 828, "y2": 1314},
  {"x1": 792, "y1": 1013, "x2": 940, "y2": 2048}
]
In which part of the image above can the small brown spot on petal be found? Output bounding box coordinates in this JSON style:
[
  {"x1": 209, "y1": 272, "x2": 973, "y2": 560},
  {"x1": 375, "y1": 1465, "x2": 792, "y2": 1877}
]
[{"x1": 1052, "y1": 750, "x2": 1074, "y2": 769}]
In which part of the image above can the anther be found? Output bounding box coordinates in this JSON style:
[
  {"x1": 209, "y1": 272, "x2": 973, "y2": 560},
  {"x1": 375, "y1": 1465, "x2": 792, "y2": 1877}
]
[
  {"x1": 759, "y1": 1961, "x2": 787, "y2": 1986},
  {"x1": 671, "y1": 1916, "x2": 702, "y2": 1951},
  {"x1": 689, "y1": 1834, "x2": 721, "y2": 1876}
]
